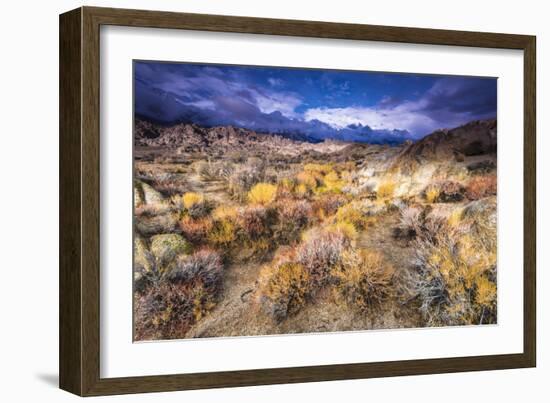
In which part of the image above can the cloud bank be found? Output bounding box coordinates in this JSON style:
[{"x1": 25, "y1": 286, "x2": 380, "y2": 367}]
[{"x1": 134, "y1": 62, "x2": 496, "y2": 143}]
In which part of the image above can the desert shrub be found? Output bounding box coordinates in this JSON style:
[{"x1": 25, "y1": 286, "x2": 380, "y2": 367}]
[
  {"x1": 340, "y1": 170, "x2": 352, "y2": 181},
  {"x1": 392, "y1": 206, "x2": 423, "y2": 241},
  {"x1": 194, "y1": 160, "x2": 234, "y2": 181},
  {"x1": 228, "y1": 165, "x2": 265, "y2": 200},
  {"x1": 296, "y1": 229, "x2": 349, "y2": 287},
  {"x1": 333, "y1": 249, "x2": 395, "y2": 312},
  {"x1": 319, "y1": 170, "x2": 344, "y2": 193},
  {"x1": 436, "y1": 181, "x2": 465, "y2": 202},
  {"x1": 134, "y1": 273, "x2": 220, "y2": 341},
  {"x1": 274, "y1": 200, "x2": 312, "y2": 243},
  {"x1": 335, "y1": 202, "x2": 370, "y2": 230},
  {"x1": 294, "y1": 183, "x2": 310, "y2": 198},
  {"x1": 377, "y1": 180, "x2": 396, "y2": 199},
  {"x1": 207, "y1": 218, "x2": 237, "y2": 246},
  {"x1": 326, "y1": 221, "x2": 358, "y2": 242},
  {"x1": 248, "y1": 183, "x2": 278, "y2": 205},
  {"x1": 296, "y1": 170, "x2": 322, "y2": 190},
  {"x1": 168, "y1": 249, "x2": 224, "y2": 294},
  {"x1": 258, "y1": 262, "x2": 311, "y2": 321},
  {"x1": 134, "y1": 249, "x2": 223, "y2": 340},
  {"x1": 303, "y1": 163, "x2": 333, "y2": 175},
  {"x1": 447, "y1": 207, "x2": 464, "y2": 228},
  {"x1": 211, "y1": 205, "x2": 239, "y2": 221},
  {"x1": 311, "y1": 194, "x2": 348, "y2": 218},
  {"x1": 182, "y1": 192, "x2": 203, "y2": 209},
  {"x1": 424, "y1": 185, "x2": 440, "y2": 203},
  {"x1": 474, "y1": 275, "x2": 497, "y2": 321},
  {"x1": 180, "y1": 192, "x2": 212, "y2": 218},
  {"x1": 405, "y1": 214, "x2": 497, "y2": 326},
  {"x1": 276, "y1": 177, "x2": 296, "y2": 199},
  {"x1": 179, "y1": 216, "x2": 213, "y2": 244},
  {"x1": 194, "y1": 160, "x2": 218, "y2": 181},
  {"x1": 465, "y1": 175, "x2": 497, "y2": 200},
  {"x1": 238, "y1": 205, "x2": 273, "y2": 239}
]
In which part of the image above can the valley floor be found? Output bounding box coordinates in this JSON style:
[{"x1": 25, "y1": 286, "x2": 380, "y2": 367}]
[{"x1": 133, "y1": 119, "x2": 498, "y2": 341}]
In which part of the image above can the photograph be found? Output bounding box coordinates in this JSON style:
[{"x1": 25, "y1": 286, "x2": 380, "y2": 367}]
[{"x1": 132, "y1": 61, "x2": 498, "y2": 341}]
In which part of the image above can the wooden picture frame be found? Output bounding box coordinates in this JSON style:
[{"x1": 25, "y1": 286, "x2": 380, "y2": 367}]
[{"x1": 59, "y1": 6, "x2": 536, "y2": 396}]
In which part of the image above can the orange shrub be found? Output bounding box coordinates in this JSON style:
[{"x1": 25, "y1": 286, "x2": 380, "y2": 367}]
[
  {"x1": 465, "y1": 175, "x2": 497, "y2": 200},
  {"x1": 179, "y1": 216, "x2": 213, "y2": 244}
]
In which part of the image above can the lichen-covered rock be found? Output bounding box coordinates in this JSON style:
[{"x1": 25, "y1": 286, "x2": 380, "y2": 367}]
[
  {"x1": 134, "y1": 180, "x2": 163, "y2": 206},
  {"x1": 134, "y1": 212, "x2": 179, "y2": 237},
  {"x1": 462, "y1": 196, "x2": 497, "y2": 228},
  {"x1": 134, "y1": 182, "x2": 145, "y2": 207},
  {"x1": 134, "y1": 236, "x2": 153, "y2": 273},
  {"x1": 150, "y1": 234, "x2": 192, "y2": 274},
  {"x1": 134, "y1": 236, "x2": 155, "y2": 293}
]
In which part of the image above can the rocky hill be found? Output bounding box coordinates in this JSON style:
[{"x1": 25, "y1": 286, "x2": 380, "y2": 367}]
[
  {"x1": 134, "y1": 119, "x2": 348, "y2": 157},
  {"x1": 396, "y1": 119, "x2": 497, "y2": 164}
]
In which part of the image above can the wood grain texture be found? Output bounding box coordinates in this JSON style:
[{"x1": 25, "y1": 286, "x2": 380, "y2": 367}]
[
  {"x1": 59, "y1": 6, "x2": 537, "y2": 396},
  {"x1": 59, "y1": 7, "x2": 82, "y2": 396}
]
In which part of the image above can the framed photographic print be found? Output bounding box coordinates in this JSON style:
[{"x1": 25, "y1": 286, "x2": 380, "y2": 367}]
[{"x1": 59, "y1": 6, "x2": 536, "y2": 396}]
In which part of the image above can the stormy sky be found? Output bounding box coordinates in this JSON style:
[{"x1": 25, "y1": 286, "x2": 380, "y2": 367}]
[{"x1": 134, "y1": 61, "x2": 497, "y2": 143}]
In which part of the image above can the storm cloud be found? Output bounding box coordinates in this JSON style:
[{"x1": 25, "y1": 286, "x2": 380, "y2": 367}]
[{"x1": 134, "y1": 62, "x2": 497, "y2": 143}]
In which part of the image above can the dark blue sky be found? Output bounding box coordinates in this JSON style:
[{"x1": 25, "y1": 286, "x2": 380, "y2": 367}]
[{"x1": 134, "y1": 61, "x2": 497, "y2": 143}]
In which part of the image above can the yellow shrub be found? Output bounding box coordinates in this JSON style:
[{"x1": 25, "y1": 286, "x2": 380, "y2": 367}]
[
  {"x1": 212, "y1": 205, "x2": 239, "y2": 221},
  {"x1": 259, "y1": 262, "x2": 311, "y2": 321},
  {"x1": 304, "y1": 163, "x2": 333, "y2": 175},
  {"x1": 411, "y1": 218, "x2": 497, "y2": 326},
  {"x1": 296, "y1": 171, "x2": 321, "y2": 189},
  {"x1": 248, "y1": 183, "x2": 277, "y2": 205},
  {"x1": 326, "y1": 221, "x2": 358, "y2": 242},
  {"x1": 182, "y1": 192, "x2": 204, "y2": 209},
  {"x1": 447, "y1": 208, "x2": 463, "y2": 227},
  {"x1": 475, "y1": 275, "x2": 497, "y2": 307},
  {"x1": 207, "y1": 219, "x2": 236, "y2": 245},
  {"x1": 335, "y1": 203, "x2": 369, "y2": 230},
  {"x1": 295, "y1": 183, "x2": 309, "y2": 198},
  {"x1": 324, "y1": 171, "x2": 339, "y2": 183},
  {"x1": 333, "y1": 249, "x2": 395, "y2": 311},
  {"x1": 340, "y1": 170, "x2": 352, "y2": 181},
  {"x1": 377, "y1": 180, "x2": 396, "y2": 199},
  {"x1": 322, "y1": 171, "x2": 344, "y2": 193},
  {"x1": 425, "y1": 186, "x2": 440, "y2": 203},
  {"x1": 278, "y1": 178, "x2": 295, "y2": 191}
]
